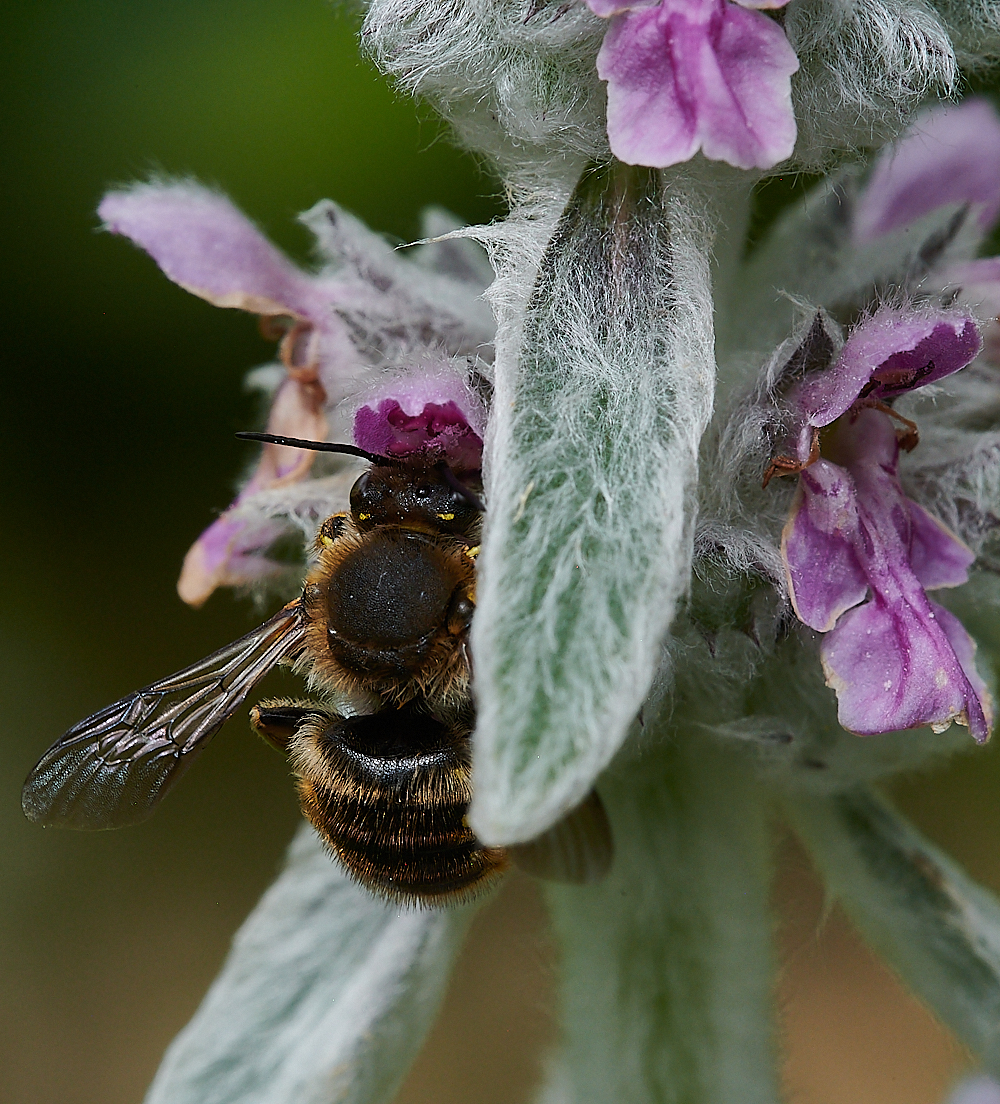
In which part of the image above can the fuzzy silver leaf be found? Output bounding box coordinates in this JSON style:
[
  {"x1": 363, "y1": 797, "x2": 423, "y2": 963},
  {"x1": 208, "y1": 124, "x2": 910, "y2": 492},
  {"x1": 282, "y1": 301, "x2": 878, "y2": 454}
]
[
  {"x1": 540, "y1": 733, "x2": 779, "y2": 1104},
  {"x1": 470, "y1": 161, "x2": 715, "y2": 845},
  {"x1": 144, "y1": 826, "x2": 474, "y2": 1104},
  {"x1": 786, "y1": 786, "x2": 1000, "y2": 1066}
]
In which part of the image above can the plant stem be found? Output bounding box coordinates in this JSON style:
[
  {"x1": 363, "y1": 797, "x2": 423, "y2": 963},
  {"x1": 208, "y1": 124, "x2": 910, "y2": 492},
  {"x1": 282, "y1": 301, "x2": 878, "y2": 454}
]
[{"x1": 541, "y1": 732, "x2": 779, "y2": 1104}]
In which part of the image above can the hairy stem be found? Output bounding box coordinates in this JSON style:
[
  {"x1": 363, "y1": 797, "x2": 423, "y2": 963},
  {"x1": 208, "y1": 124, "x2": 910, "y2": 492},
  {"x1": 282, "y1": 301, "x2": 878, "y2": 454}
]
[{"x1": 540, "y1": 732, "x2": 779, "y2": 1104}]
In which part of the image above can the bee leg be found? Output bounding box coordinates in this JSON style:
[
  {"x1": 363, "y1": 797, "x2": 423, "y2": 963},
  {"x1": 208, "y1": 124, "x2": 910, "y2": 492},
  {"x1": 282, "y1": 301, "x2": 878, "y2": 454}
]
[
  {"x1": 250, "y1": 698, "x2": 330, "y2": 753},
  {"x1": 315, "y1": 512, "x2": 350, "y2": 550},
  {"x1": 446, "y1": 590, "x2": 475, "y2": 636}
]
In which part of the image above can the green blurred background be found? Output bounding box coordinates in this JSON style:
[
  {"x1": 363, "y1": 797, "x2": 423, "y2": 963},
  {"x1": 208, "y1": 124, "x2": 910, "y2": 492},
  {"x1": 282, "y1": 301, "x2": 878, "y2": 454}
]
[{"x1": 2, "y1": 3, "x2": 999, "y2": 1102}]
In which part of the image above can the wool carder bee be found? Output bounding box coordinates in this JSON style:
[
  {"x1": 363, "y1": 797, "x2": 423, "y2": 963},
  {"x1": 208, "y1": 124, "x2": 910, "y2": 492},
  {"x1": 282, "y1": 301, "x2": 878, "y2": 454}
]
[{"x1": 23, "y1": 436, "x2": 612, "y2": 903}]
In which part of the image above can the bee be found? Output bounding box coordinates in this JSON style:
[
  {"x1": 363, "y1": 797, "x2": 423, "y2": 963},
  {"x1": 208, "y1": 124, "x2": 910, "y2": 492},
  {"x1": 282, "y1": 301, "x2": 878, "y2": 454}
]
[{"x1": 22, "y1": 435, "x2": 613, "y2": 904}]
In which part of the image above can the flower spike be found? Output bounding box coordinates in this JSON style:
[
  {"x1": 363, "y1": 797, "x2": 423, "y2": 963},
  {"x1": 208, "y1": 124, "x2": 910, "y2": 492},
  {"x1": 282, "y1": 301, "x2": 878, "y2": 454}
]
[{"x1": 77, "y1": 1, "x2": 1000, "y2": 1090}]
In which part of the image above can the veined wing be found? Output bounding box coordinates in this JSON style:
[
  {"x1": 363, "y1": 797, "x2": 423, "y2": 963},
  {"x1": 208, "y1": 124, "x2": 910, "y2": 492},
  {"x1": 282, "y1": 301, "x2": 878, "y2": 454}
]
[
  {"x1": 22, "y1": 601, "x2": 305, "y2": 830},
  {"x1": 509, "y1": 789, "x2": 613, "y2": 885}
]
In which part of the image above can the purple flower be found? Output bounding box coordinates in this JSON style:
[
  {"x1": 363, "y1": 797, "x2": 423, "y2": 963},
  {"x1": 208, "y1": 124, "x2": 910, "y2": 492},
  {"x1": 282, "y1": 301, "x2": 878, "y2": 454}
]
[
  {"x1": 775, "y1": 309, "x2": 992, "y2": 742},
  {"x1": 785, "y1": 310, "x2": 982, "y2": 463},
  {"x1": 98, "y1": 183, "x2": 366, "y2": 400},
  {"x1": 586, "y1": 0, "x2": 798, "y2": 169},
  {"x1": 98, "y1": 181, "x2": 493, "y2": 606},
  {"x1": 852, "y1": 98, "x2": 1000, "y2": 245},
  {"x1": 848, "y1": 98, "x2": 1000, "y2": 366},
  {"x1": 351, "y1": 361, "x2": 487, "y2": 473},
  {"x1": 99, "y1": 182, "x2": 364, "y2": 606},
  {"x1": 176, "y1": 376, "x2": 329, "y2": 606}
]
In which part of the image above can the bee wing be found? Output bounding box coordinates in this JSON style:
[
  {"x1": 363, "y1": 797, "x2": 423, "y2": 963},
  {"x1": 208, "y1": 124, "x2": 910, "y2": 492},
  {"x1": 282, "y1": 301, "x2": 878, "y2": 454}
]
[
  {"x1": 509, "y1": 789, "x2": 614, "y2": 885},
  {"x1": 22, "y1": 601, "x2": 305, "y2": 830}
]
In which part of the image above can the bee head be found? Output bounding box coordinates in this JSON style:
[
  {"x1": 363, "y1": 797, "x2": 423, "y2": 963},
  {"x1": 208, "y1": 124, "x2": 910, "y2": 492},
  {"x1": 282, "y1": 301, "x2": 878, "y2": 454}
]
[
  {"x1": 235, "y1": 431, "x2": 484, "y2": 537},
  {"x1": 349, "y1": 462, "x2": 481, "y2": 535}
]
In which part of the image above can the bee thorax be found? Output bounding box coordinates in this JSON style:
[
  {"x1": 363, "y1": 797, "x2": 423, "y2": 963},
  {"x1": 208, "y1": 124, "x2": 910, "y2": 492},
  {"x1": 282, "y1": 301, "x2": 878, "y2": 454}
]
[
  {"x1": 303, "y1": 524, "x2": 475, "y2": 696},
  {"x1": 327, "y1": 532, "x2": 455, "y2": 645}
]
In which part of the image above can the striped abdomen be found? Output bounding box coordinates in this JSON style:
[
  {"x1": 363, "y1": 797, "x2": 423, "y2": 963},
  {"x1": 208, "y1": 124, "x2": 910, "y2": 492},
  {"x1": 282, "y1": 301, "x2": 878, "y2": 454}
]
[{"x1": 288, "y1": 704, "x2": 506, "y2": 904}]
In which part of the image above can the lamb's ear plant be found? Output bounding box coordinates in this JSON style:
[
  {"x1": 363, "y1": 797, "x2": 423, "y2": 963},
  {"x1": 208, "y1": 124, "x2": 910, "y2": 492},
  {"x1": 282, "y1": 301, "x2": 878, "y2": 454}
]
[{"x1": 64, "y1": 1, "x2": 1000, "y2": 1101}]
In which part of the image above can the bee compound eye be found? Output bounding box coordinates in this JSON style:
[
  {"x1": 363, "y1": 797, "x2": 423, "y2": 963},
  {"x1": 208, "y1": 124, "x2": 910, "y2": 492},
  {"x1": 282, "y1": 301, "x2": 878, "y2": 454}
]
[{"x1": 349, "y1": 471, "x2": 370, "y2": 508}]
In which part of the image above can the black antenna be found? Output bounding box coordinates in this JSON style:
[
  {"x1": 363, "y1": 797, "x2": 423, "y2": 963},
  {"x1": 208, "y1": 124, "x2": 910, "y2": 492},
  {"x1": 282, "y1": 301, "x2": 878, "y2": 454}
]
[{"x1": 235, "y1": 431, "x2": 404, "y2": 467}]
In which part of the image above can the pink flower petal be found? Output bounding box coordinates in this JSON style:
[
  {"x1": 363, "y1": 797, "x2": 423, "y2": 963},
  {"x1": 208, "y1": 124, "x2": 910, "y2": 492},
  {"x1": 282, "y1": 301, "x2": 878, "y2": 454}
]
[
  {"x1": 99, "y1": 182, "x2": 326, "y2": 320},
  {"x1": 907, "y1": 503, "x2": 974, "y2": 590},
  {"x1": 351, "y1": 364, "x2": 487, "y2": 472},
  {"x1": 781, "y1": 461, "x2": 869, "y2": 632},
  {"x1": 354, "y1": 400, "x2": 484, "y2": 472},
  {"x1": 820, "y1": 592, "x2": 990, "y2": 741},
  {"x1": 176, "y1": 517, "x2": 288, "y2": 608},
  {"x1": 177, "y1": 377, "x2": 327, "y2": 608},
  {"x1": 596, "y1": 0, "x2": 798, "y2": 170},
  {"x1": 100, "y1": 181, "x2": 374, "y2": 416},
  {"x1": 853, "y1": 99, "x2": 1000, "y2": 244},
  {"x1": 794, "y1": 409, "x2": 991, "y2": 742},
  {"x1": 791, "y1": 309, "x2": 981, "y2": 442}
]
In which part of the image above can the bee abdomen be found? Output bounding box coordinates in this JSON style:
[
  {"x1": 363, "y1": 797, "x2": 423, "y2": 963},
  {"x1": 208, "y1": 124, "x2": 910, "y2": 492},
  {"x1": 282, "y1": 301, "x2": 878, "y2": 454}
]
[
  {"x1": 298, "y1": 776, "x2": 504, "y2": 903},
  {"x1": 290, "y1": 706, "x2": 506, "y2": 904}
]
